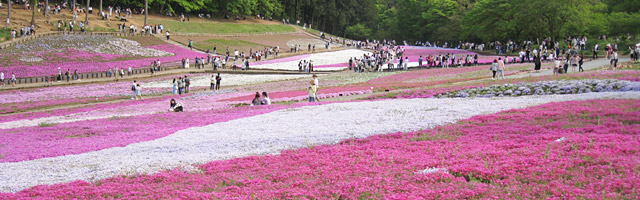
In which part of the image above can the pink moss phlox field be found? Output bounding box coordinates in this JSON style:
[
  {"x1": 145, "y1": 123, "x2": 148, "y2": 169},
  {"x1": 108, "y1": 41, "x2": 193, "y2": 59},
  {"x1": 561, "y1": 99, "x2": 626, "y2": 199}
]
[
  {"x1": 4, "y1": 100, "x2": 638, "y2": 199},
  {"x1": 0, "y1": 96, "x2": 124, "y2": 114},
  {"x1": 0, "y1": 82, "x2": 168, "y2": 114},
  {"x1": 0, "y1": 48, "x2": 126, "y2": 67},
  {"x1": 0, "y1": 95, "x2": 175, "y2": 123},
  {"x1": 221, "y1": 86, "x2": 372, "y2": 102},
  {"x1": 0, "y1": 103, "x2": 327, "y2": 162},
  {"x1": 2, "y1": 45, "x2": 207, "y2": 78}
]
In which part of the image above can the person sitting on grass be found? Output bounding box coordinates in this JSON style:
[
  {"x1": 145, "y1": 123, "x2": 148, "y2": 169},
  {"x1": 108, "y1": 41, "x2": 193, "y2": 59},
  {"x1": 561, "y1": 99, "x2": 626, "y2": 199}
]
[
  {"x1": 261, "y1": 92, "x2": 271, "y2": 105},
  {"x1": 251, "y1": 92, "x2": 261, "y2": 106},
  {"x1": 169, "y1": 99, "x2": 183, "y2": 112}
]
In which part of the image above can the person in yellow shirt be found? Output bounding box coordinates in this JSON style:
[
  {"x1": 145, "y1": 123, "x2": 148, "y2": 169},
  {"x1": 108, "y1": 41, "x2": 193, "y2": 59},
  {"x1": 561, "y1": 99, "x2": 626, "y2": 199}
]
[{"x1": 308, "y1": 84, "x2": 317, "y2": 102}]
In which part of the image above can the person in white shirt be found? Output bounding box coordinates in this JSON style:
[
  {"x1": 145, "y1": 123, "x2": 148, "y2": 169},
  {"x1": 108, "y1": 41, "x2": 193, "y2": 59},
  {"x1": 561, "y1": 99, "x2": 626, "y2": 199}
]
[
  {"x1": 131, "y1": 80, "x2": 138, "y2": 99},
  {"x1": 261, "y1": 92, "x2": 271, "y2": 105},
  {"x1": 610, "y1": 49, "x2": 618, "y2": 70},
  {"x1": 0, "y1": 72, "x2": 4, "y2": 86},
  {"x1": 554, "y1": 58, "x2": 561, "y2": 75},
  {"x1": 312, "y1": 74, "x2": 319, "y2": 88}
]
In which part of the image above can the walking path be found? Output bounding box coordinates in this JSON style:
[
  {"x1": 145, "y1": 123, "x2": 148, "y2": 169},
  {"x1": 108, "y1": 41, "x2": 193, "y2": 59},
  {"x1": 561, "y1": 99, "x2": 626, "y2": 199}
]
[
  {"x1": 0, "y1": 67, "x2": 326, "y2": 91},
  {"x1": 506, "y1": 58, "x2": 631, "y2": 79},
  {"x1": 321, "y1": 58, "x2": 632, "y2": 102}
]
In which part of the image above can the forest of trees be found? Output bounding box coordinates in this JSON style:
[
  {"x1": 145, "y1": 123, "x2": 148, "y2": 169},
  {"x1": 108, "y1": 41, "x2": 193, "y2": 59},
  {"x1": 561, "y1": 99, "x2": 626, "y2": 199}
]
[{"x1": 69, "y1": 0, "x2": 640, "y2": 42}]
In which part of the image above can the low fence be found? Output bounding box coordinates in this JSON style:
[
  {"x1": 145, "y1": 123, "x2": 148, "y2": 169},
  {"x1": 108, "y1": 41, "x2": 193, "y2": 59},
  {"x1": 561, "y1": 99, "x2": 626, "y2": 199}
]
[{"x1": 10, "y1": 60, "x2": 190, "y2": 85}]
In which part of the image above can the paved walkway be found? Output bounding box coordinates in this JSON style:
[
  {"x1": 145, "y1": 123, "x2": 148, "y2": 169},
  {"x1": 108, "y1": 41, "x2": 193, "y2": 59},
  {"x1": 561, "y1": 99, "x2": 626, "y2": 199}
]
[{"x1": 0, "y1": 67, "x2": 327, "y2": 91}]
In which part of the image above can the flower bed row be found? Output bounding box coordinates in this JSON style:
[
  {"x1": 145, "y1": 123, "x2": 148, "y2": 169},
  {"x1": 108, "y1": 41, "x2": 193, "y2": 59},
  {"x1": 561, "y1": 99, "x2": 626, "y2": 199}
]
[
  {"x1": 437, "y1": 79, "x2": 640, "y2": 98},
  {"x1": 2, "y1": 44, "x2": 206, "y2": 78},
  {"x1": 2, "y1": 99, "x2": 638, "y2": 198}
]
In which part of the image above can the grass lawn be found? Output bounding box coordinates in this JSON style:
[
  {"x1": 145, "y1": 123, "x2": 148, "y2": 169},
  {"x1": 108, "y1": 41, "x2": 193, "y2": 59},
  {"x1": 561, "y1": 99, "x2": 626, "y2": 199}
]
[
  {"x1": 122, "y1": 35, "x2": 169, "y2": 47},
  {"x1": 193, "y1": 38, "x2": 263, "y2": 52},
  {"x1": 150, "y1": 20, "x2": 295, "y2": 34},
  {"x1": 0, "y1": 28, "x2": 11, "y2": 42}
]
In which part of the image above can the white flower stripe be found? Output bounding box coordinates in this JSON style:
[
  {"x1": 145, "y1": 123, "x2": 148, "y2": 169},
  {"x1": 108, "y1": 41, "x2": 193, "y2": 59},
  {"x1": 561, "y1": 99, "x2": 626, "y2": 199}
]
[{"x1": 1, "y1": 92, "x2": 639, "y2": 192}]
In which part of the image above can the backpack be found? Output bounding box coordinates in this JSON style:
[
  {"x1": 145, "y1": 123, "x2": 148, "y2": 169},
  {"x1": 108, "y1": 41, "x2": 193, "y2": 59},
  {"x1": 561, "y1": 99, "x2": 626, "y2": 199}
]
[{"x1": 131, "y1": 84, "x2": 136, "y2": 91}]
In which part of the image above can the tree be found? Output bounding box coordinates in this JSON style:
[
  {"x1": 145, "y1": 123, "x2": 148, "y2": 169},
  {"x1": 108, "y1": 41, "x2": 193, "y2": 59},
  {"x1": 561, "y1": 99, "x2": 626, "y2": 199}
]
[
  {"x1": 85, "y1": 0, "x2": 90, "y2": 25},
  {"x1": 144, "y1": 0, "x2": 148, "y2": 25},
  {"x1": 345, "y1": 23, "x2": 372, "y2": 40},
  {"x1": 30, "y1": 0, "x2": 36, "y2": 26},
  {"x1": 73, "y1": 0, "x2": 76, "y2": 22},
  {"x1": 45, "y1": 0, "x2": 49, "y2": 18},
  {"x1": 7, "y1": 0, "x2": 10, "y2": 25},
  {"x1": 99, "y1": 0, "x2": 102, "y2": 16}
]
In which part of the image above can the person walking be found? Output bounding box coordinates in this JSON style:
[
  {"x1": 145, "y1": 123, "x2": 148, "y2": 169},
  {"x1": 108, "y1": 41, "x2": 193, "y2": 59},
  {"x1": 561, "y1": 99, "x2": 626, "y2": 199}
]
[
  {"x1": 570, "y1": 54, "x2": 578, "y2": 73},
  {"x1": 131, "y1": 80, "x2": 138, "y2": 99},
  {"x1": 0, "y1": 72, "x2": 4, "y2": 87},
  {"x1": 177, "y1": 77, "x2": 184, "y2": 95},
  {"x1": 65, "y1": 69, "x2": 70, "y2": 82},
  {"x1": 534, "y1": 54, "x2": 541, "y2": 71},
  {"x1": 610, "y1": 49, "x2": 618, "y2": 70},
  {"x1": 578, "y1": 54, "x2": 584, "y2": 72},
  {"x1": 490, "y1": 59, "x2": 498, "y2": 80},
  {"x1": 134, "y1": 83, "x2": 142, "y2": 100},
  {"x1": 312, "y1": 74, "x2": 319, "y2": 88},
  {"x1": 184, "y1": 76, "x2": 190, "y2": 93},
  {"x1": 10, "y1": 73, "x2": 16, "y2": 86},
  {"x1": 403, "y1": 57, "x2": 408, "y2": 70},
  {"x1": 635, "y1": 46, "x2": 640, "y2": 63},
  {"x1": 308, "y1": 85, "x2": 317, "y2": 102},
  {"x1": 210, "y1": 75, "x2": 216, "y2": 90},
  {"x1": 215, "y1": 73, "x2": 221, "y2": 90},
  {"x1": 553, "y1": 57, "x2": 561, "y2": 75},
  {"x1": 172, "y1": 78, "x2": 178, "y2": 94},
  {"x1": 496, "y1": 58, "x2": 505, "y2": 80}
]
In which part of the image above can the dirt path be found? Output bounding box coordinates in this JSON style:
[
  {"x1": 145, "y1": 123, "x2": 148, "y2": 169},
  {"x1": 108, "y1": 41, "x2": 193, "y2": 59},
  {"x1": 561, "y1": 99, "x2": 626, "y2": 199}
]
[{"x1": 320, "y1": 58, "x2": 619, "y2": 102}]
